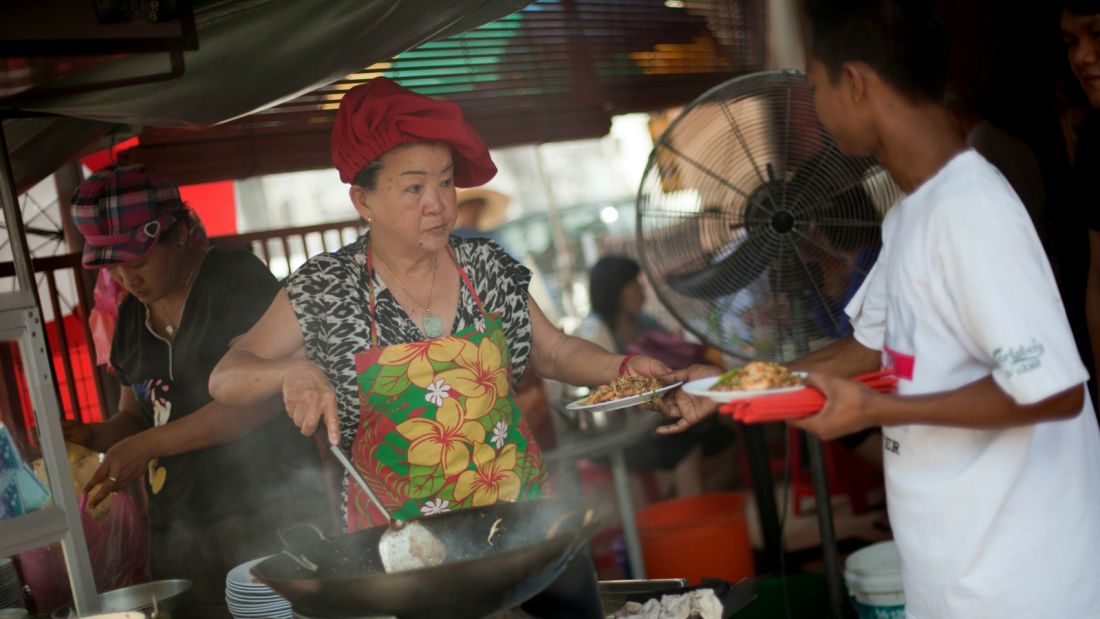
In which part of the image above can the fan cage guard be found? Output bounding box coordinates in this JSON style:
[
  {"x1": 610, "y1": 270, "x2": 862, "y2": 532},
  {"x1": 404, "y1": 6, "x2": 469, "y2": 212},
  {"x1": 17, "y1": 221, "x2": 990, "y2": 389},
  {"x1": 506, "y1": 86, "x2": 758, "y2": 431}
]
[{"x1": 636, "y1": 69, "x2": 901, "y2": 362}]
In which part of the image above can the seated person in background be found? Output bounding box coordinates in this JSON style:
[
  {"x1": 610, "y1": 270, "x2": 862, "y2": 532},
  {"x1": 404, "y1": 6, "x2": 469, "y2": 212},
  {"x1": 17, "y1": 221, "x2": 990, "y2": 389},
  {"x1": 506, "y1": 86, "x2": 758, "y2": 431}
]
[
  {"x1": 576, "y1": 256, "x2": 670, "y2": 354},
  {"x1": 63, "y1": 165, "x2": 329, "y2": 616},
  {"x1": 575, "y1": 256, "x2": 738, "y2": 497},
  {"x1": 805, "y1": 185, "x2": 882, "y2": 340}
]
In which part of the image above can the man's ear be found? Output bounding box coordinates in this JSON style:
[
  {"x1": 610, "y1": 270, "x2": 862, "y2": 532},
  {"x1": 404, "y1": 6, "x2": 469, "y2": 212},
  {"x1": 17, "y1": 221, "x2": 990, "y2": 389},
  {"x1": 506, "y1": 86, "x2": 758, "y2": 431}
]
[
  {"x1": 349, "y1": 185, "x2": 373, "y2": 222},
  {"x1": 843, "y1": 62, "x2": 869, "y2": 105}
]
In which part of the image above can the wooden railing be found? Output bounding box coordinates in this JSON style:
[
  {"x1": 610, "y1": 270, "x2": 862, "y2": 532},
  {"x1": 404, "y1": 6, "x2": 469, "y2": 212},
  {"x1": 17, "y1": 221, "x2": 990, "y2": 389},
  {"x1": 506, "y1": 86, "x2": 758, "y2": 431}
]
[
  {"x1": 213, "y1": 219, "x2": 364, "y2": 279},
  {"x1": 0, "y1": 253, "x2": 107, "y2": 427},
  {"x1": 0, "y1": 218, "x2": 365, "y2": 427}
]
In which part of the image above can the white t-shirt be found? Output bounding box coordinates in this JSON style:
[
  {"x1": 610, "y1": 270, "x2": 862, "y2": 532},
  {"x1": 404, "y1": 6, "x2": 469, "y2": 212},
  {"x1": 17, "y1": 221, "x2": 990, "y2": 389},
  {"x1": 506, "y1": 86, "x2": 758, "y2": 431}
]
[{"x1": 845, "y1": 150, "x2": 1100, "y2": 618}]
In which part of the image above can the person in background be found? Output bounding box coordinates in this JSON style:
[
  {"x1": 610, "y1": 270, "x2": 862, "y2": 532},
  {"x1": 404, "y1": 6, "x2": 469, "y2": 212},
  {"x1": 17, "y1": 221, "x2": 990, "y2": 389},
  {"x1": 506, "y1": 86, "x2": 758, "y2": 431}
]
[
  {"x1": 1063, "y1": 1, "x2": 1100, "y2": 393},
  {"x1": 945, "y1": 92, "x2": 1048, "y2": 231},
  {"x1": 63, "y1": 164, "x2": 328, "y2": 617},
  {"x1": 452, "y1": 188, "x2": 507, "y2": 236},
  {"x1": 451, "y1": 187, "x2": 519, "y2": 257},
  {"x1": 804, "y1": 186, "x2": 887, "y2": 487},
  {"x1": 575, "y1": 256, "x2": 738, "y2": 497},
  {"x1": 804, "y1": 185, "x2": 882, "y2": 340},
  {"x1": 576, "y1": 256, "x2": 670, "y2": 355},
  {"x1": 668, "y1": 0, "x2": 1100, "y2": 615}
]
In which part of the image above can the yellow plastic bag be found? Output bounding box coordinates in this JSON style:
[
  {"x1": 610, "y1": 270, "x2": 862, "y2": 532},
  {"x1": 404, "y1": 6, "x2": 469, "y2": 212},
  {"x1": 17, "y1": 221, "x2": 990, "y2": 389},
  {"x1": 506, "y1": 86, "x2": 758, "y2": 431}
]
[{"x1": 32, "y1": 442, "x2": 113, "y2": 521}]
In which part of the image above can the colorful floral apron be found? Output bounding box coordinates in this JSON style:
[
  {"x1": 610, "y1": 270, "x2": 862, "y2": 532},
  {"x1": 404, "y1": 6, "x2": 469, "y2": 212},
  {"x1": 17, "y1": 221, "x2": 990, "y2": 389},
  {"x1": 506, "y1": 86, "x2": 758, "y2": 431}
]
[{"x1": 346, "y1": 245, "x2": 549, "y2": 531}]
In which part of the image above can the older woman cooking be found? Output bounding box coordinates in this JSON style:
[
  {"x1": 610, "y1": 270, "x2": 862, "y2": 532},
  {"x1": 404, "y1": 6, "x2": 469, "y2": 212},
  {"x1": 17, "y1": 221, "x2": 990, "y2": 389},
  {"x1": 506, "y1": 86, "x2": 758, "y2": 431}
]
[{"x1": 209, "y1": 78, "x2": 702, "y2": 533}]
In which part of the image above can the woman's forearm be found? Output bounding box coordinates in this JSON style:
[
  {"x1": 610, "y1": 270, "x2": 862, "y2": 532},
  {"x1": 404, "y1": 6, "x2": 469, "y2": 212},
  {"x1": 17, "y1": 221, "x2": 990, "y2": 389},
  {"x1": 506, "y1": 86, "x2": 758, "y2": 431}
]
[
  {"x1": 85, "y1": 410, "x2": 147, "y2": 452},
  {"x1": 535, "y1": 332, "x2": 623, "y2": 387},
  {"x1": 144, "y1": 396, "x2": 286, "y2": 458},
  {"x1": 528, "y1": 297, "x2": 624, "y2": 386},
  {"x1": 209, "y1": 350, "x2": 303, "y2": 405},
  {"x1": 209, "y1": 289, "x2": 311, "y2": 405}
]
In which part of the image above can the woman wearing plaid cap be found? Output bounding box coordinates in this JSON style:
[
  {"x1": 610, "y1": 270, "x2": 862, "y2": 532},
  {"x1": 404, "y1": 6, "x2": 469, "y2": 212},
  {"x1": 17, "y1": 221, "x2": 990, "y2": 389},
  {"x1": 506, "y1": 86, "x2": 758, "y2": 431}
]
[{"x1": 64, "y1": 164, "x2": 328, "y2": 616}]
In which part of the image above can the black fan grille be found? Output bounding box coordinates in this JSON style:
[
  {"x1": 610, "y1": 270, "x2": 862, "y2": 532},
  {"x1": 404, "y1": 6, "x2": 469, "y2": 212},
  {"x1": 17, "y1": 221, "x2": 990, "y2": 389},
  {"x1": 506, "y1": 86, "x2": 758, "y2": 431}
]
[{"x1": 636, "y1": 70, "x2": 900, "y2": 362}]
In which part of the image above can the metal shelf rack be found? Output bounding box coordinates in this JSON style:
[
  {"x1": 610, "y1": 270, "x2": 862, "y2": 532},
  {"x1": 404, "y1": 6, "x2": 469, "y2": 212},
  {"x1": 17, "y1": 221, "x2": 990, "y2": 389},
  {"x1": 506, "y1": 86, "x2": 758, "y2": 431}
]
[{"x1": 0, "y1": 130, "x2": 98, "y2": 613}]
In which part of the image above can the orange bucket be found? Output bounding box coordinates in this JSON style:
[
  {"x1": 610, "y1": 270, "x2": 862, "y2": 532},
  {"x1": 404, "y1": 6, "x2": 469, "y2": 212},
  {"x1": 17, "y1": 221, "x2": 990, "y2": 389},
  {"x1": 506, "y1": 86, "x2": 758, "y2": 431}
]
[{"x1": 635, "y1": 492, "x2": 755, "y2": 584}]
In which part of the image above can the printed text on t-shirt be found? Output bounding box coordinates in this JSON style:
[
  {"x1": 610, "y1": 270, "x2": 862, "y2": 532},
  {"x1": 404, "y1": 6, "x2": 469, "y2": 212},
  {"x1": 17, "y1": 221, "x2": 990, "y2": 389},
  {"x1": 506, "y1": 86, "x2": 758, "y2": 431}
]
[
  {"x1": 883, "y1": 434, "x2": 901, "y2": 455},
  {"x1": 992, "y1": 340, "x2": 1044, "y2": 377}
]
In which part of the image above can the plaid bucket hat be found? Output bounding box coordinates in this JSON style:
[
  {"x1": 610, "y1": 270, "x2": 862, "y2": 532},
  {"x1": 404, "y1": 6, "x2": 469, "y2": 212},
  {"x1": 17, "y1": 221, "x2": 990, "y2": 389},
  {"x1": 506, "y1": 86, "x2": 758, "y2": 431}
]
[{"x1": 71, "y1": 164, "x2": 186, "y2": 268}]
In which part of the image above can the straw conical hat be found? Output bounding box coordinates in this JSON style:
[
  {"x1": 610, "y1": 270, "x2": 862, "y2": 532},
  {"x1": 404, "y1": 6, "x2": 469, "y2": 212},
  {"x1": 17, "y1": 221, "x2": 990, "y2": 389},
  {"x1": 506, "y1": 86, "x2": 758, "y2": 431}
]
[{"x1": 456, "y1": 188, "x2": 511, "y2": 232}]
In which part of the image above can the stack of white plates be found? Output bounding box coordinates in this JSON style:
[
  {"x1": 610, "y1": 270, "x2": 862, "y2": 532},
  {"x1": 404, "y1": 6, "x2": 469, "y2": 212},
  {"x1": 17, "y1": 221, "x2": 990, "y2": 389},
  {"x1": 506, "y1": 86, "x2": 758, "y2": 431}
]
[
  {"x1": 0, "y1": 558, "x2": 23, "y2": 609},
  {"x1": 226, "y1": 556, "x2": 292, "y2": 619}
]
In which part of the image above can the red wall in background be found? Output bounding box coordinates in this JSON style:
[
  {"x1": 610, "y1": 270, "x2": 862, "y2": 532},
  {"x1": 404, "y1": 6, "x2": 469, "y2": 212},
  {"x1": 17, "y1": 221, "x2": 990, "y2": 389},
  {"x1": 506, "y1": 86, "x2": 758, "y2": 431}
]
[{"x1": 179, "y1": 181, "x2": 237, "y2": 236}]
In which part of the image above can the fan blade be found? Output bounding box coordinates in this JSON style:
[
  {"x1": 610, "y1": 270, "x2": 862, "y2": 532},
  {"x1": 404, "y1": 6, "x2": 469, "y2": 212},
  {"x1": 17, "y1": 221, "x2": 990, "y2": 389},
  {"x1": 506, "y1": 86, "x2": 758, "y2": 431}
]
[{"x1": 665, "y1": 232, "x2": 775, "y2": 298}]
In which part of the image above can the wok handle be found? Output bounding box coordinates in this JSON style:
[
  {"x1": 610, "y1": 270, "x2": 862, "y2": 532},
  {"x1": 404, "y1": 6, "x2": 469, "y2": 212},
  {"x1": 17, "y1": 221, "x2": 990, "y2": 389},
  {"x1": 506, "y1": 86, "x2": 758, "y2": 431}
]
[
  {"x1": 276, "y1": 524, "x2": 328, "y2": 573},
  {"x1": 329, "y1": 444, "x2": 396, "y2": 525},
  {"x1": 277, "y1": 523, "x2": 328, "y2": 548}
]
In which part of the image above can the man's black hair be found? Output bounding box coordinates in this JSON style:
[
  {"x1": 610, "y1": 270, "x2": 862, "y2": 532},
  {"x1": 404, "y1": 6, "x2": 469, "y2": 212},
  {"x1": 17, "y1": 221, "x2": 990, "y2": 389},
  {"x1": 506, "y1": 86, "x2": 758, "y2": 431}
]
[
  {"x1": 802, "y1": 0, "x2": 948, "y2": 103},
  {"x1": 1063, "y1": 0, "x2": 1100, "y2": 16}
]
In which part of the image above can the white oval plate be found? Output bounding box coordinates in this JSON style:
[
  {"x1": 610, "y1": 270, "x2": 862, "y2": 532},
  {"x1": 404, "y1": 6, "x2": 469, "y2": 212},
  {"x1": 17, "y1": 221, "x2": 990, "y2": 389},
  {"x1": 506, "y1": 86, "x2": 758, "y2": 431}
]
[
  {"x1": 228, "y1": 555, "x2": 276, "y2": 588},
  {"x1": 683, "y1": 373, "x2": 808, "y2": 403},
  {"x1": 565, "y1": 382, "x2": 682, "y2": 413}
]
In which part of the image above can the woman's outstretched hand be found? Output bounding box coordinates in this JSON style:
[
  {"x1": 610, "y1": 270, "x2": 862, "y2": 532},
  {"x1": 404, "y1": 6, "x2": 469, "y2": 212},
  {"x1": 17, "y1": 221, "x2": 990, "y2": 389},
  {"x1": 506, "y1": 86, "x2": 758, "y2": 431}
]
[
  {"x1": 283, "y1": 360, "x2": 341, "y2": 445},
  {"x1": 622, "y1": 353, "x2": 672, "y2": 380},
  {"x1": 622, "y1": 356, "x2": 723, "y2": 433},
  {"x1": 654, "y1": 364, "x2": 723, "y2": 434}
]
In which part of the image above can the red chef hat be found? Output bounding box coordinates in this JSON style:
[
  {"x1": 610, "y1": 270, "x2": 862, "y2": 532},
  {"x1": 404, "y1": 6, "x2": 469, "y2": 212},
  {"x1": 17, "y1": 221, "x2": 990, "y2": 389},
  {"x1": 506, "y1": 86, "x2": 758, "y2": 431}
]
[{"x1": 331, "y1": 77, "x2": 497, "y2": 187}]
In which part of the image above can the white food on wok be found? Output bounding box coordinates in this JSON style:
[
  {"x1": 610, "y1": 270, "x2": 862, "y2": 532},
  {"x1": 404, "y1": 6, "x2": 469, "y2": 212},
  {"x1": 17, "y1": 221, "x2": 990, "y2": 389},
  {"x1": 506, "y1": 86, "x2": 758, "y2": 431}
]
[
  {"x1": 378, "y1": 521, "x2": 448, "y2": 573},
  {"x1": 487, "y1": 518, "x2": 504, "y2": 546}
]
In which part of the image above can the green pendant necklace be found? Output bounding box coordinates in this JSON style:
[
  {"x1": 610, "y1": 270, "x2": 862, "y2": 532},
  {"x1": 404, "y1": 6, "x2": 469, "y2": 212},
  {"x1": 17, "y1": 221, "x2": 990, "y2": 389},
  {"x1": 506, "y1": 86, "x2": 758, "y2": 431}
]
[{"x1": 379, "y1": 250, "x2": 443, "y2": 339}]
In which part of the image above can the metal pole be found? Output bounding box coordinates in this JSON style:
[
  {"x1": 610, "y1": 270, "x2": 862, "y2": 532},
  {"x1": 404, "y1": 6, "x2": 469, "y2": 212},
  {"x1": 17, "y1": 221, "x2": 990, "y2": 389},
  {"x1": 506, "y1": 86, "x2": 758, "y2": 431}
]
[
  {"x1": 742, "y1": 423, "x2": 782, "y2": 572},
  {"x1": 532, "y1": 145, "x2": 577, "y2": 317},
  {"x1": 0, "y1": 128, "x2": 99, "y2": 613},
  {"x1": 806, "y1": 433, "x2": 847, "y2": 619},
  {"x1": 0, "y1": 128, "x2": 37, "y2": 294},
  {"x1": 54, "y1": 162, "x2": 85, "y2": 254},
  {"x1": 609, "y1": 448, "x2": 646, "y2": 579}
]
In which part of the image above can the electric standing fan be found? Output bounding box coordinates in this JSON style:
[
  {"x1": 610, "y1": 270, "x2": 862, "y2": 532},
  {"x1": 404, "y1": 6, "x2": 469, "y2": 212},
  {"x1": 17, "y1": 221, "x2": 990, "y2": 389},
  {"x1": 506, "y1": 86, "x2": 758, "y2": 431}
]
[{"x1": 636, "y1": 70, "x2": 901, "y2": 362}]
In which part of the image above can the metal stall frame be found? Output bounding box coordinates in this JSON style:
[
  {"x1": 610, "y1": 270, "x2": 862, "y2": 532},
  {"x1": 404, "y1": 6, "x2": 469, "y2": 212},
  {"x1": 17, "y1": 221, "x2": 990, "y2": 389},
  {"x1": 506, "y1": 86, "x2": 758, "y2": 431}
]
[{"x1": 0, "y1": 127, "x2": 99, "y2": 613}]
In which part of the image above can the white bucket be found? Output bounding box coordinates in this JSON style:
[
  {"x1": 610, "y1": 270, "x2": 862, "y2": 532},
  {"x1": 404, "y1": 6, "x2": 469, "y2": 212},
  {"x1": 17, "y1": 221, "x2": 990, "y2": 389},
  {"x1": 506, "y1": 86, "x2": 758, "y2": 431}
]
[{"x1": 844, "y1": 540, "x2": 905, "y2": 614}]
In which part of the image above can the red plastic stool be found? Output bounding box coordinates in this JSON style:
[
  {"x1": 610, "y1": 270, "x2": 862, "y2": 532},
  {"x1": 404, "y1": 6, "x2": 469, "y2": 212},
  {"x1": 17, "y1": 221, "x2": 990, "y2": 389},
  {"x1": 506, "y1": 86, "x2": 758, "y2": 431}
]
[{"x1": 788, "y1": 427, "x2": 883, "y2": 515}]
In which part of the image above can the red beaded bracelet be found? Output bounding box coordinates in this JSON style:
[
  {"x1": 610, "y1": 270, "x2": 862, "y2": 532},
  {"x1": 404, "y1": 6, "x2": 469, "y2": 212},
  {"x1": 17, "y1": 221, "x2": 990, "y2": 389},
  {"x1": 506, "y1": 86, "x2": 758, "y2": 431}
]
[{"x1": 618, "y1": 354, "x2": 638, "y2": 376}]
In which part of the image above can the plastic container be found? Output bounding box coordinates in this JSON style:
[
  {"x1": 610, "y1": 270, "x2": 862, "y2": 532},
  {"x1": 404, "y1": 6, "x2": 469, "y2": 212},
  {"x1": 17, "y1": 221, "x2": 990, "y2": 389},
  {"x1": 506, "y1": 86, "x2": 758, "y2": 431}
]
[
  {"x1": 844, "y1": 540, "x2": 905, "y2": 619},
  {"x1": 635, "y1": 492, "x2": 754, "y2": 585}
]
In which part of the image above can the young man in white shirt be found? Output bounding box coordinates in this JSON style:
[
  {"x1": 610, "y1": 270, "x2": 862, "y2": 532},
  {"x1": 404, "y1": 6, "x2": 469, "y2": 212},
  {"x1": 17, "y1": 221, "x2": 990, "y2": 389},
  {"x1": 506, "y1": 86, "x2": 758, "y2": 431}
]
[{"x1": 664, "y1": 0, "x2": 1100, "y2": 616}]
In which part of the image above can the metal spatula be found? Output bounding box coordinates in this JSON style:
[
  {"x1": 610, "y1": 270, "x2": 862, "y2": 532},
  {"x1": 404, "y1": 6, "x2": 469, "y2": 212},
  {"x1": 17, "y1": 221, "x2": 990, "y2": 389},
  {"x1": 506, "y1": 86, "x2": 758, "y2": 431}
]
[{"x1": 329, "y1": 445, "x2": 447, "y2": 572}]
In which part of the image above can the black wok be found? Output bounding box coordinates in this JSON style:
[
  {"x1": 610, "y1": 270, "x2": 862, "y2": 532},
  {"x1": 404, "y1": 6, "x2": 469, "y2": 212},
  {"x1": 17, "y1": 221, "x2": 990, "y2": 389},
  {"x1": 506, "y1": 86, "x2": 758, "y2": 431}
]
[{"x1": 251, "y1": 498, "x2": 607, "y2": 619}]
